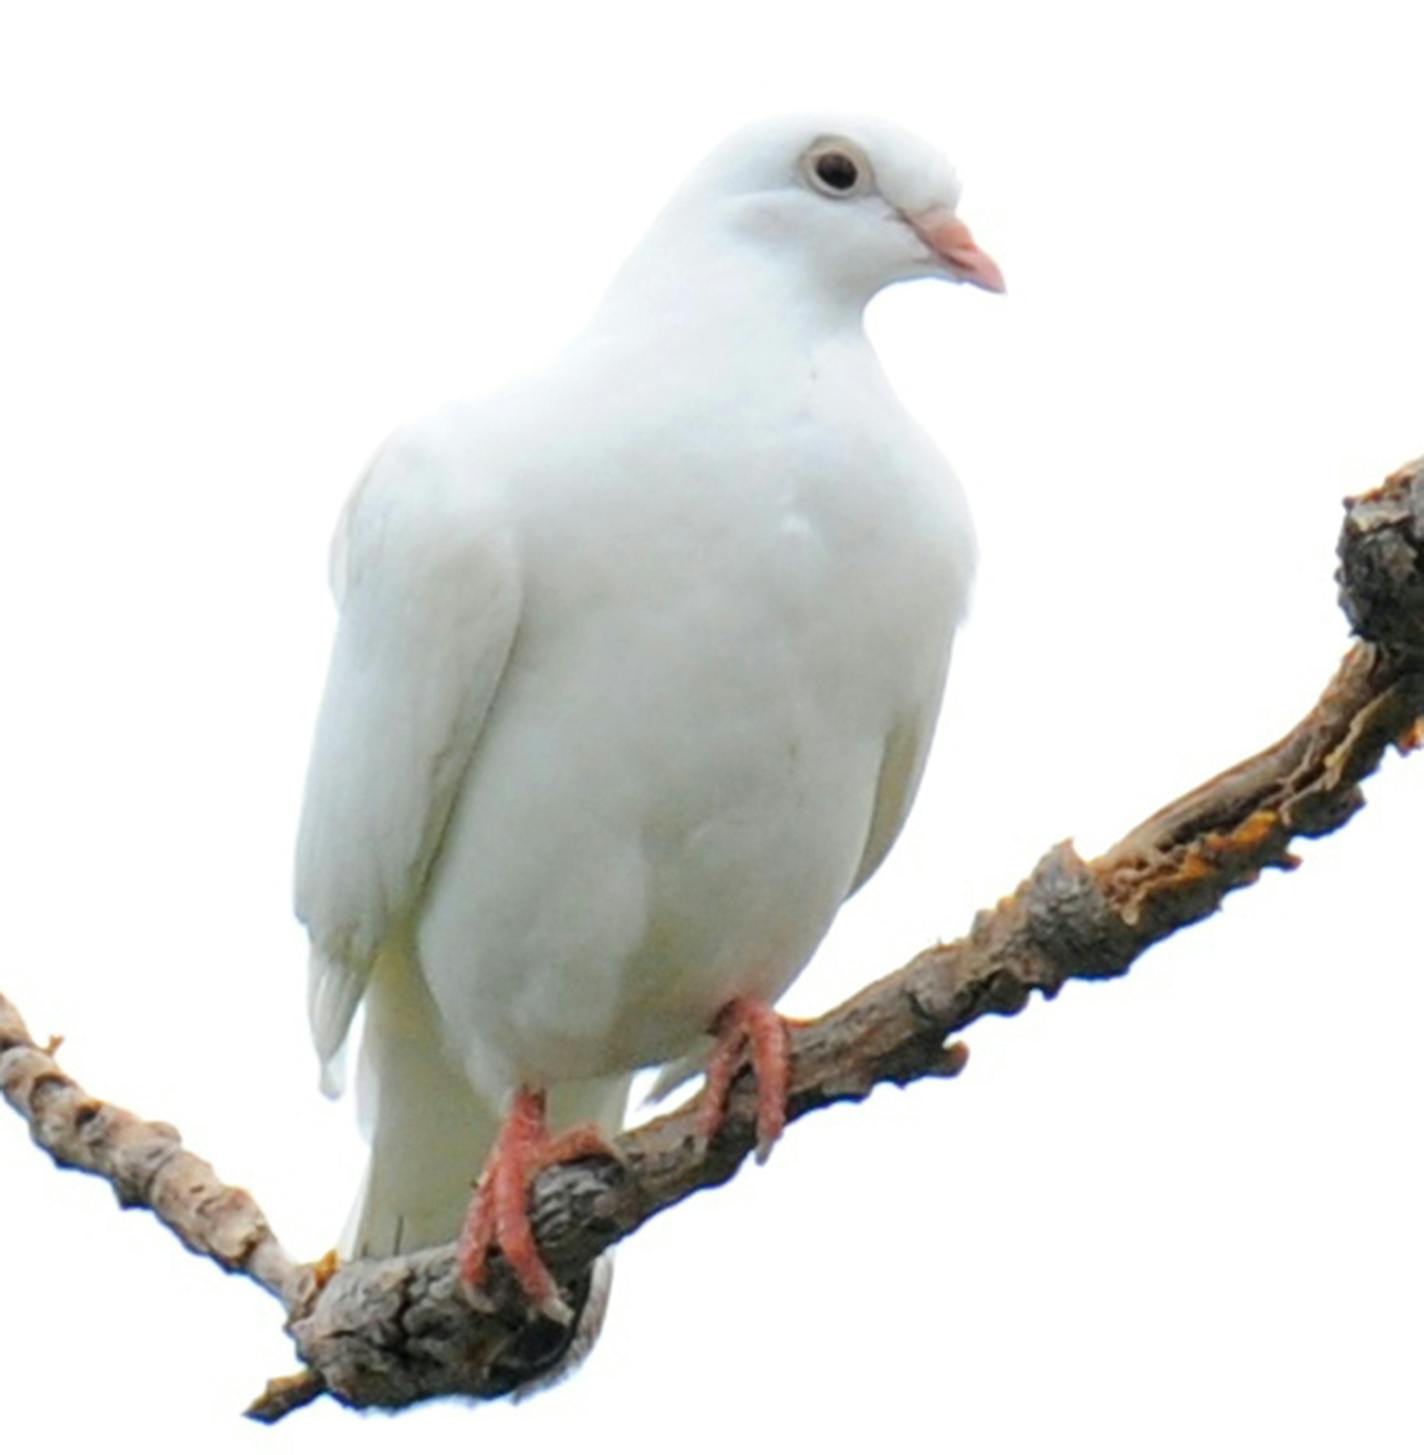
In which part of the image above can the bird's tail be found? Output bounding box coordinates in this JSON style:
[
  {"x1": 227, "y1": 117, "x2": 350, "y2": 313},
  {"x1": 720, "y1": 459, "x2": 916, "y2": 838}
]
[
  {"x1": 342, "y1": 941, "x2": 494, "y2": 1258},
  {"x1": 343, "y1": 941, "x2": 631, "y2": 1388}
]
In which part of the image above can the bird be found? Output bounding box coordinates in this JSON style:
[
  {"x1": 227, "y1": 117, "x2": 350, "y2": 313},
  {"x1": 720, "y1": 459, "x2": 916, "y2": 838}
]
[{"x1": 294, "y1": 112, "x2": 1002, "y2": 1354}]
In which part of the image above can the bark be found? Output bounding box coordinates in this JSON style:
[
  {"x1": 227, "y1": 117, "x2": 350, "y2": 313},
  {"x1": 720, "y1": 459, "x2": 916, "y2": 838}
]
[{"x1": 3, "y1": 458, "x2": 1421, "y2": 1422}]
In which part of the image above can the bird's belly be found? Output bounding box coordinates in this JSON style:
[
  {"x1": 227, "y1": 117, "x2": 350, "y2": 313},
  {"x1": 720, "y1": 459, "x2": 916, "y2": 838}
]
[
  {"x1": 414, "y1": 459, "x2": 961, "y2": 1099},
  {"x1": 415, "y1": 658, "x2": 889, "y2": 1098}
]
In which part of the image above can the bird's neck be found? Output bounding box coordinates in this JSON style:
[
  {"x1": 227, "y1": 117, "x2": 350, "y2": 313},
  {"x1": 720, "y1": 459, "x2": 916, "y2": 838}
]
[{"x1": 587, "y1": 212, "x2": 874, "y2": 358}]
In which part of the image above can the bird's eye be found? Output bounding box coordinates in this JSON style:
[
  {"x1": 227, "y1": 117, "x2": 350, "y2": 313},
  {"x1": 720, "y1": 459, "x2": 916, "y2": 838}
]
[
  {"x1": 814, "y1": 151, "x2": 859, "y2": 192},
  {"x1": 803, "y1": 141, "x2": 870, "y2": 198}
]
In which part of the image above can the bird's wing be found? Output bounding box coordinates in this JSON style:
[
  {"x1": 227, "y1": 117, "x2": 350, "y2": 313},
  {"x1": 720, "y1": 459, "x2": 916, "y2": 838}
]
[
  {"x1": 846, "y1": 706, "x2": 938, "y2": 899},
  {"x1": 295, "y1": 427, "x2": 521, "y2": 1091}
]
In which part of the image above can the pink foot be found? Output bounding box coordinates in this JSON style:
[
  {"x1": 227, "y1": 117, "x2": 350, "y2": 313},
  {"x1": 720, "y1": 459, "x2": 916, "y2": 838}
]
[
  {"x1": 457, "y1": 1086, "x2": 618, "y2": 1323},
  {"x1": 696, "y1": 997, "x2": 794, "y2": 1163}
]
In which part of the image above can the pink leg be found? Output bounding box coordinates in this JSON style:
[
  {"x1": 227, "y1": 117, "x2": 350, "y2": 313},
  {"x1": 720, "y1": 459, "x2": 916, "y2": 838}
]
[
  {"x1": 696, "y1": 997, "x2": 794, "y2": 1163},
  {"x1": 457, "y1": 1087, "x2": 619, "y2": 1323}
]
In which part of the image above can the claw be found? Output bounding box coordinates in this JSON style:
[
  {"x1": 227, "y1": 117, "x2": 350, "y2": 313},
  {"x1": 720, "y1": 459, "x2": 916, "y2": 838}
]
[
  {"x1": 457, "y1": 1086, "x2": 619, "y2": 1323},
  {"x1": 696, "y1": 997, "x2": 793, "y2": 1162}
]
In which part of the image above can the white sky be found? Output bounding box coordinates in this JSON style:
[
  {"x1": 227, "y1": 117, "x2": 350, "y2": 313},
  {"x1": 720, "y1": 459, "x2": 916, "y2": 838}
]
[{"x1": 3, "y1": 3, "x2": 1422, "y2": 1451}]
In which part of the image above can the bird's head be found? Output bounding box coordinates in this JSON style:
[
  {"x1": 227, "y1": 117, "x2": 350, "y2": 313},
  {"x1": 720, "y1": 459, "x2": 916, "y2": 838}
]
[{"x1": 662, "y1": 113, "x2": 1005, "y2": 306}]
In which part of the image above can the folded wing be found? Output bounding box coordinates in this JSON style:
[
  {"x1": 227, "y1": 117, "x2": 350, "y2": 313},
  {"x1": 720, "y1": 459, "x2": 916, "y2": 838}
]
[{"x1": 294, "y1": 429, "x2": 521, "y2": 1091}]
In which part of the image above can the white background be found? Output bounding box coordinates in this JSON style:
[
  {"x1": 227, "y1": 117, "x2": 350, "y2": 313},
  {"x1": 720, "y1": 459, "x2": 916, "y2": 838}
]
[{"x1": 2, "y1": 3, "x2": 1421, "y2": 1451}]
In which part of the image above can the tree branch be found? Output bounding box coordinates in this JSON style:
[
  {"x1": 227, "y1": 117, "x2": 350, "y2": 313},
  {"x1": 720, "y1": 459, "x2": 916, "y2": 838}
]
[{"x1": 4, "y1": 458, "x2": 1421, "y2": 1422}]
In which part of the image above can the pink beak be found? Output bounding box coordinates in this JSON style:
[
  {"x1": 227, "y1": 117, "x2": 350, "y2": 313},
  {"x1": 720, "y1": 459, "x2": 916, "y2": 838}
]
[{"x1": 910, "y1": 208, "x2": 1006, "y2": 294}]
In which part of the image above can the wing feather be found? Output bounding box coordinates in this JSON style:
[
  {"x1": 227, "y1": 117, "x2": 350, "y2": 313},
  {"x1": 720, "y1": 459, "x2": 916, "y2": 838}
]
[{"x1": 294, "y1": 428, "x2": 521, "y2": 1087}]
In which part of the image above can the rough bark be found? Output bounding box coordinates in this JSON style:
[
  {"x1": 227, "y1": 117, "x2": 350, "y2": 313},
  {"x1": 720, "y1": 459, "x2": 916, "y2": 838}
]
[{"x1": 3, "y1": 458, "x2": 1421, "y2": 1422}]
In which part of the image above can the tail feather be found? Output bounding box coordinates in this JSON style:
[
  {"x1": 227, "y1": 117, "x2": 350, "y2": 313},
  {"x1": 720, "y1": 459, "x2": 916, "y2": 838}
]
[
  {"x1": 343, "y1": 944, "x2": 632, "y2": 1338},
  {"x1": 342, "y1": 943, "x2": 495, "y2": 1257},
  {"x1": 343, "y1": 943, "x2": 633, "y2": 1392}
]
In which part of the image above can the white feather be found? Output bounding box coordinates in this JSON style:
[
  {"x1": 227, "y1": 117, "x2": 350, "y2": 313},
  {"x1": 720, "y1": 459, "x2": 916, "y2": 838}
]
[
  {"x1": 344, "y1": 941, "x2": 629, "y2": 1259},
  {"x1": 294, "y1": 113, "x2": 997, "y2": 1387},
  {"x1": 294, "y1": 420, "x2": 522, "y2": 1078}
]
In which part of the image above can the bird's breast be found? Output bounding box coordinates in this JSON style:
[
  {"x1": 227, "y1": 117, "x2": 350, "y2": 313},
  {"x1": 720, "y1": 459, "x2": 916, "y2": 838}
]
[{"x1": 415, "y1": 356, "x2": 971, "y2": 1093}]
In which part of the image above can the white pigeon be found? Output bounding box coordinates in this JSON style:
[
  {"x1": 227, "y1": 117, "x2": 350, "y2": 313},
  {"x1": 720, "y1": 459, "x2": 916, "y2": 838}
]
[{"x1": 295, "y1": 113, "x2": 1001, "y2": 1339}]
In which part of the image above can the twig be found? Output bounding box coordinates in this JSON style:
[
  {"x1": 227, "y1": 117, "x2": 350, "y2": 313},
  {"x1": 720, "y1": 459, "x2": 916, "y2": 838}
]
[
  {"x1": 4, "y1": 458, "x2": 1421, "y2": 1422},
  {"x1": 0, "y1": 995, "x2": 314, "y2": 1315}
]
